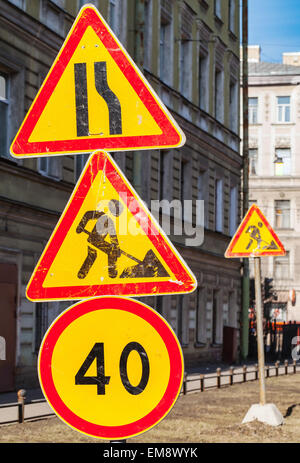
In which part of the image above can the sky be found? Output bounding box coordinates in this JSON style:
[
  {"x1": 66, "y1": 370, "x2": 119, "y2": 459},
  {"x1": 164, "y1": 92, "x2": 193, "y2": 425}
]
[{"x1": 248, "y1": 0, "x2": 300, "y2": 63}]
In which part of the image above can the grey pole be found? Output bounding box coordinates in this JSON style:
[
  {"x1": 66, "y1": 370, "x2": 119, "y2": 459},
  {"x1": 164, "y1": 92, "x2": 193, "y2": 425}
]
[{"x1": 254, "y1": 256, "x2": 266, "y2": 405}]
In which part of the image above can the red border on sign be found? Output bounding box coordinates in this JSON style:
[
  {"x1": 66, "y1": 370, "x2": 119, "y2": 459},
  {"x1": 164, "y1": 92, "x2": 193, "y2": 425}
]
[
  {"x1": 11, "y1": 6, "x2": 183, "y2": 156},
  {"x1": 225, "y1": 204, "x2": 286, "y2": 258},
  {"x1": 38, "y1": 297, "x2": 184, "y2": 440},
  {"x1": 26, "y1": 151, "x2": 196, "y2": 300}
]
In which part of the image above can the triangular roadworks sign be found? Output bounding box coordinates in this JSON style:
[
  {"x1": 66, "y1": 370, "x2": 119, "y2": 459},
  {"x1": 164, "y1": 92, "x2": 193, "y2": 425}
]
[
  {"x1": 225, "y1": 204, "x2": 286, "y2": 258},
  {"x1": 10, "y1": 5, "x2": 185, "y2": 158},
  {"x1": 26, "y1": 151, "x2": 197, "y2": 301}
]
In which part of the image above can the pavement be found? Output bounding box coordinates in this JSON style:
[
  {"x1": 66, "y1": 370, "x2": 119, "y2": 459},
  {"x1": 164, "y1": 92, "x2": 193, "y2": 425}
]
[
  {"x1": 0, "y1": 361, "x2": 235, "y2": 425},
  {"x1": 0, "y1": 361, "x2": 238, "y2": 403},
  {"x1": 0, "y1": 387, "x2": 53, "y2": 425},
  {"x1": 0, "y1": 360, "x2": 294, "y2": 425}
]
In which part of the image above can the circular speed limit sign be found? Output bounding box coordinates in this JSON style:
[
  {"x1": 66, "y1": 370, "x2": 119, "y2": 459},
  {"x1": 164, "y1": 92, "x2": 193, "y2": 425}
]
[{"x1": 38, "y1": 297, "x2": 184, "y2": 440}]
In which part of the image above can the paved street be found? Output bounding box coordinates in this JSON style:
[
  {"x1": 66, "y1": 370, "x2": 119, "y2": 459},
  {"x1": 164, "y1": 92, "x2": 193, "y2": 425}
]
[
  {"x1": 2, "y1": 373, "x2": 300, "y2": 443},
  {"x1": 1, "y1": 362, "x2": 297, "y2": 425}
]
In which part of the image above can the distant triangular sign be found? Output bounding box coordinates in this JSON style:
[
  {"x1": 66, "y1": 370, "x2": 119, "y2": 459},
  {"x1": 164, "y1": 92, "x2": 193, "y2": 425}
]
[
  {"x1": 225, "y1": 204, "x2": 286, "y2": 258},
  {"x1": 26, "y1": 151, "x2": 197, "y2": 301},
  {"x1": 10, "y1": 5, "x2": 185, "y2": 158}
]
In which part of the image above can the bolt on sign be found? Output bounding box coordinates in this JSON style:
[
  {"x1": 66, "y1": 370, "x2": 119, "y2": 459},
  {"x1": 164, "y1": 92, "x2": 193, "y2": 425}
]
[
  {"x1": 10, "y1": 4, "x2": 185, "y2": 158},
  {"x1": 26, "y1": 151, "x2": 197, "y2": 301},
  {"x1": 225, "y1": 204, "x2": 286, "y2": 258},
  {"x1": 38, "y1": 297, "x2": 184, "y2": 440}
]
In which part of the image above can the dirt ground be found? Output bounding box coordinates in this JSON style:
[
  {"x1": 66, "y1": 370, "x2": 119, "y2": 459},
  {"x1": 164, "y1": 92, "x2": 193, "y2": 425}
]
[{"x1": 1, "y1": 373, "x2": 300, "y2": 443}]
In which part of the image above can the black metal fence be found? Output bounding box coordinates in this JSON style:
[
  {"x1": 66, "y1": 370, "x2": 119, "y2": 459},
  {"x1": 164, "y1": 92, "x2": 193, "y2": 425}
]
[
  {"x1": 182, "y1": 360, "x2": 299, "y2": 394},
  {"x1": 249, "y1": 320, "x2": 300, "y2": 362}
]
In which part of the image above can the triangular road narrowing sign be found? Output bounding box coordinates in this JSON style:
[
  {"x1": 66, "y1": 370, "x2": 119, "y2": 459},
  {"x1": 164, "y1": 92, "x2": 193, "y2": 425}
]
[
  {"x1": 225, "y1": 204, "x2": 286, "y2": 258},
  {"x1": 10, "y1": 5, "x2": 185, "y2": 158},
  {"x1": 26, "y1": 151, "x2": 197, "y2": 301}
]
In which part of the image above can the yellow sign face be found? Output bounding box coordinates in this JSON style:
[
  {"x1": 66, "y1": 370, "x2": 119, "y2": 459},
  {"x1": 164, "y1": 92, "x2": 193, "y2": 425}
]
[
  {"x1": 38, "y1": 297, "x2": 184, "y2": 440},
  {"x1": 10, "y1": 5, "x2": 185, "y2": 157},
  {"x1": 26, "y1": 151, "x2": 197, "y2": 301},
  {"x1": 42, "y1": 166, "x2": 174, "y2": 289},
  {"x1": 29, "y1": 26, "x2": 161, "y2": 143},
  {"x1": 225, "y1": 204, "x2": 286, "y2": 258}
]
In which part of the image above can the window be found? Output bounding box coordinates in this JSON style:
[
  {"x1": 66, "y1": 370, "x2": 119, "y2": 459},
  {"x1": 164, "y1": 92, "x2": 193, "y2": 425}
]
[
  {"x1": 179, "y1": 4, "x2": 194, "y2": 100},
  {"x1": 160, "y1": 1, "x2": 174, "y2": 86},
  {"x1": 215, "y1": 178, "x2": 223, "y2": 232},
  {"x1": 160, "y1": 20, "x2": 172, "y2": 85},
  {"x1": 249, "y1": 97, "x2": 258, "y2": 124},
  {"x1": 35, "y1": 303, "x2": 48, "y2": 352},
  {"x1": 229, "y1": 0, "x2": 235, "y2": 32},
  {"x1": 215, "y1": 68, "x2": 224, "y2": 122},
  {"x1": 214, "y1": 0, "x2": 221, "y2": 18},
  {"x1": 228, "y1": 291, "x2": 237, "y2": 327},
  {"x1": 75, "y1": 153, "x2": 89, "y2": 181},
  {"x1": 8, "y1": 0, "x2": 26, "y2": 8},
  {"x1": 109, "y1": 0, "x2": 119, "y2": 34},
  {"x1": 180, "y1": 159, "x2": 188, "y2": 203},
  {"x1": 212, "y1": 290, "x2": 222, "y2": 344},
  {"x1": 199, "y1": 53, "x2": 209, "y2": 111},
  {"x1": 158, "y1": 150, "x2": 174, "y2": 203},
  {"x1": 229, "y1": 185, "x2": 238, "y2": 236},
  {"x1": 41, "y1": 0, "x2": 64, "y2": 35},
  {"x1": 0, "y1": 62, "x2": 25, "y2": 161},
  {"x1": 274, "y1": 148, "x2": 291, "y2": 176},
  {"x1": 159, "y1": 151, "x2": 167, "y2": 200},
  {"x1": 109, "y1": 0, "x2": 116, "y2": 28},
  {"x1": 0, "y1": 74, "x2": 9, "y2": 157},
  {"x1": 35, "y1": 301, "x2": 66, "y2": 352},
  {"x1": 274, "y1": 252, "x2": 290, "y2": 280},
  {"x1": 180, "y1": 158, "x2": 190, "y2": 221},
  {"x1": 178, "y1": 295, "x2": 189, "y2": 346},
  {"x1": 277, "y1": 96, "x2": 291, "y2": 122},
  {"x1": 79, "y1": 0, "x2": 97, "y2": 6},
  {"x1": 155, "y1": 295, "x2": 164, "y2": 315},
  {"x1": 275, "y1": 200, "x2": 290, "y2": 229},
  {"x1": 144, "y1": 0, "x2": 152, "y2": 70},
  {"x1": 249, "y1": 148, "x2": 258, "y2": 175},
  {"x1": 52, "y1": 0, "x2": 64, "y2": 6},
  {"x1": 108, "y1": 1, "x2": 126, "y2": 51},
  {"x1": 38, "y1": 157, "x2": 62, "y2": 180},
  {"x1": 249, "y1": 199, "x2": 257, "y2": 207},
  {"x1": 197, "y1": 169, "x2": 205, "y2": 202},
  {"x1": 196, "y1": 288, "x2": 206, "y2": 344},
  {"x1": 179, "y1": 39, "x2": 192, "y2": 99},
  {"x1": 197, "y1": 169, "x2": 208, "y2": 228},
  {"x1": 229, "y1": 79, "x2": 238, "y2": 132}
]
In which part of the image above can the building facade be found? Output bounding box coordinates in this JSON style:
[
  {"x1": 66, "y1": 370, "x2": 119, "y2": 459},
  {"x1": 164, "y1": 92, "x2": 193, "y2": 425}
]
[
  {"x1": 245, "y1": 46, "x2": 300, "y2": 322},
  {"x1": 0, "y1": 0, "x2": 242, "y2": 390}
]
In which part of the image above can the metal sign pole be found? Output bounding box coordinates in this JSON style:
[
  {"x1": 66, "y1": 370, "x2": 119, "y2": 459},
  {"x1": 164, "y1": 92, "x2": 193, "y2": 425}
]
[
  {"x1": 242, "y1": 256, "x2": 283, "y2": 425},
  {"x1": 225, "y1": 203, "x2": 286, "y2": 425},
  {"x1": 254, "y1": 256, "x2": 266, "y2": 405}
]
